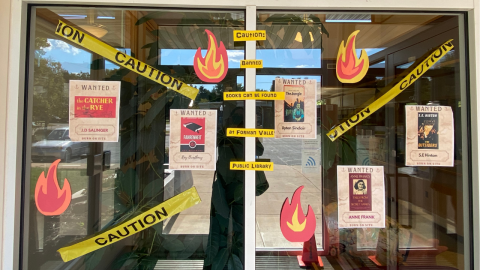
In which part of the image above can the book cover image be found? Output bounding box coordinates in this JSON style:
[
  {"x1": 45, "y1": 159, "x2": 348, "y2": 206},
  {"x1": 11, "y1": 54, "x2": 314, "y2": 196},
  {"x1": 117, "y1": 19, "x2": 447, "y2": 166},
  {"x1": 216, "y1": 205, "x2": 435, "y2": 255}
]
[
  {"x1": 418, "y1": 113, "x2": 439, "y2": 149},
  {"x1": 169, "y1": 109, "x2": 217, "y2": 170},
  {"x1": 284, "y1": 86, "x2": 305, "y2": 122},
  {"x1": 349, "y1": 174, "x2": 372, "y2": 211},
  {"x1": 274, "y1": 78, "x2": 317, "y2": 139},
  {"x1": 405, "y1": 105, "x2": 454, "y2": 167},
  {"x1": 337, "y1": 166, "x2": 385, "y2": 228},
  {"x1": 180, "y1": 118, "x2": 205, "y2": 152}
]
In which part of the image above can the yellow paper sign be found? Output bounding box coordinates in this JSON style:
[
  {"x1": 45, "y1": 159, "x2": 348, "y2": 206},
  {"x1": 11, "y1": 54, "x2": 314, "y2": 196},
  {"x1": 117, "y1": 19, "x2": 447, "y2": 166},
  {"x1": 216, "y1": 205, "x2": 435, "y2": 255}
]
[
  {"x1": 233, "y1": 30, "x2": 267, "y2": 41},
  {"x1": 240, "y1": 60, "x2": 263, "y2": 69},
  {"x1": 227, "y1": 128, "x2": 274, "y2": 137},
  {"x1": 230, "y1": 161, "x2": 274, "y2": 171},
  {"x1": 55, "y1": 20, "x2": 198, "y2": 100},
  {"x1": 224, "y1": 91, "x2": 285, "y2": 100},
  {"x1": 327, "y1": 39, "x2": 454, "y2": 141},
  {"x1": 57, "y1": 187, "x2": 201, "y2": 262}
]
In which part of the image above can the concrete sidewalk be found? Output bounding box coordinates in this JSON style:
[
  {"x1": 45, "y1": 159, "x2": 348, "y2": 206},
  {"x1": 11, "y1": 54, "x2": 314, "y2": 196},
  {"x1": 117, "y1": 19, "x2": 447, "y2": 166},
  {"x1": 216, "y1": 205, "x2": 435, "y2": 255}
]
[{"x1": 164, "y1": 164, "x2": 323, "y2": 249}]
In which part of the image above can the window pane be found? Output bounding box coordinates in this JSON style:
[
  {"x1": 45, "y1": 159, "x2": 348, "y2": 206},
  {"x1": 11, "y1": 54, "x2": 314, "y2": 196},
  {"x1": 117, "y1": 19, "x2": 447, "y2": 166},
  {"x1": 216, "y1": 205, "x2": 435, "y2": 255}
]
[
  {"x1": 255, "y1": 12, "x2": 469, "y2": 270},
  {"x1": 25, "y1": 7, "x2": 245, "y2": 270}
]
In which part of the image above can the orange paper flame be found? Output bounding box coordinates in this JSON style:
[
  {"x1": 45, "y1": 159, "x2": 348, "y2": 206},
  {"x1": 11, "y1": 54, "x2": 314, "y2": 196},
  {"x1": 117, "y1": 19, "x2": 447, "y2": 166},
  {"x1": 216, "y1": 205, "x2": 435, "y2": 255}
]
[
  {"x1": 35, "y1": 159, "x2": 72, "y2": 216},
  {"x1": 280, "y1": 186, "x2": 316, "y2": 242},
  {"x1": 194, "y1": 30, "x2": 228, "y2": 83},
  {"x1": 336, "y1": 30, "x2": 369, "y2": 83}
]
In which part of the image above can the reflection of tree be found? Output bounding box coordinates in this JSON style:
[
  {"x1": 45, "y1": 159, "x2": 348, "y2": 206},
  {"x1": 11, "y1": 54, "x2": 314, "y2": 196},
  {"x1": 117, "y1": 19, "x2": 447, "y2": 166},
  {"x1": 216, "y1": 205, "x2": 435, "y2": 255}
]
[
  {"x1": 32, "y1": 57, "x2": 68, "y2": 126},
  {"x1": 33, "y1": 38, "x2": 98, "y2": 126},
  {"x1": 195, "y1": 83, "x2": 227, "y2": 103}
]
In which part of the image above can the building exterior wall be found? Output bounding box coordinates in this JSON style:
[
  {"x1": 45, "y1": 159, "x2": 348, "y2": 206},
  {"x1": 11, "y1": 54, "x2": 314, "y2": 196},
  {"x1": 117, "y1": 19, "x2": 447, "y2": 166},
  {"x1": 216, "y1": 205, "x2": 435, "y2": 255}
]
[
  {"x1": 0, "y1": 0, "x2": 12, "y2": 268},
  {"x1": 3, "y1": 1, "x2": 480, "y2": 270}
]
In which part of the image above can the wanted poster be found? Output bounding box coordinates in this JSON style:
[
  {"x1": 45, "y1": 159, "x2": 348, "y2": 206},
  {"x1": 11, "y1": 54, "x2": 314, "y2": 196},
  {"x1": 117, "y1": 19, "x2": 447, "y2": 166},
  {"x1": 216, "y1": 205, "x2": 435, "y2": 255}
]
[
  {"x1": 69, "y1": 80, "x2": 120, "y2": 142},
  {"x1": 337, "y1": 166, "x2": 385, "y2": 228},
  {"x1": 405, "y1": 105, "x2": 454, "y2": 167},
  {"x1": 169, "y1": 109, "x2": 217, "y2": 170},
  {"x1": 275, "y1": 78, "x2": 317, "y2": 139}
]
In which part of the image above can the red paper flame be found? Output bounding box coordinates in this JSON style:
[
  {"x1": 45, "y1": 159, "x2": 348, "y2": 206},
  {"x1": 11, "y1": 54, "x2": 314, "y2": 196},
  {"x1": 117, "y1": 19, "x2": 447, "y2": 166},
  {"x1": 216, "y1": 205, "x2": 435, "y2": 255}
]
[
  {"x1": 194, "y1": 30, "x2": 228, "y2": 83},
  {"x1": 35, "y1": 159, "x2": 72, "y2": 216},
  {"x1": 336, "y1": 30, "x2": 369, "y2": 83},
  {"x1": 280, "y1": 186, "x2": 316, "y2": 242}
]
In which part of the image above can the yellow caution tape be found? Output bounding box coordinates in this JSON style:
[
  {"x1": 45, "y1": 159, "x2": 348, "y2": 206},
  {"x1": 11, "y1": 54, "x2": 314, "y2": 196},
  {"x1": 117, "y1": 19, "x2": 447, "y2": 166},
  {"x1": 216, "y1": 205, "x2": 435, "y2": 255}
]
[
  {"x1": 227, "y1": 128, "x2": 274, "y2": 137},
  {"x1": 233, "y1": 30, "x2": 267, "y2": 41},
  {"x1": 327, "y1": 39, "x2": 454, "y2": 141},
  {"x1": 240, "y1": 60, "x2": 263, "y2": 69},
  {"x1": 55, "y1": 20, "x2": 199, "y2": 100},
  {"x1": 57, "y1": 187, "x2": 201, "y2": 262},
  {"x1": 224, "y1": 91, "x2": 284, "y2": 100},
  {"x1": 230, "y1": 161, "x2": 274, "y2": 171}
]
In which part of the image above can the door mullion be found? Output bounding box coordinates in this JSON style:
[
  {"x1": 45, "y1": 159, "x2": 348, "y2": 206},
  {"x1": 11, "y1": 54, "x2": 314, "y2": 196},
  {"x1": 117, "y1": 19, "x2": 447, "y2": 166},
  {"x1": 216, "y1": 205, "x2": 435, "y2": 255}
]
[{"x1": 244, "y1": 5, "x2": 257, "y2": 270}]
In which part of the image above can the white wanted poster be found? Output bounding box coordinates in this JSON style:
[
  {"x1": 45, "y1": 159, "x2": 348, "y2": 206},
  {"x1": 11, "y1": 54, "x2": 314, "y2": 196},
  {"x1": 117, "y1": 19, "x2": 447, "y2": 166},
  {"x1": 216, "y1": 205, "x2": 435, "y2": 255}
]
[
  {"x1": 69, "y1": 80, "x2": 120, "y2": 142},
  {"x1": 169, "y1": 109, "x2": 217, "y2": 170},
  {"x1": 337, "y1": 165, "x2": 385, "y2": 228},
  {"x1": 405, "y1": 105, "x2": 454, "y2": 167}
]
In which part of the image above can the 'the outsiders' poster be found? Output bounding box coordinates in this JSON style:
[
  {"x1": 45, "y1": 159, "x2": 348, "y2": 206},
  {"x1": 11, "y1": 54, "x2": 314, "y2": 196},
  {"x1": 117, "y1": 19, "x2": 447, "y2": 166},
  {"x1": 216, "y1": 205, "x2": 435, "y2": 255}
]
[
  {"x1": 337, "y1": 166, "x2": 385, "y2": 228},
  {"x1": 405, "y1": 105, "x2": 454, "y2": 167},
  {"x1": 274, "y1": 78, "x2": 317, "y2": 139},
  {"x1": 69, "y1": 80, "x2": 120, "y2": 142},
  {"x1": 169, "y1": 109, "x2": 217, "y2": 170}
]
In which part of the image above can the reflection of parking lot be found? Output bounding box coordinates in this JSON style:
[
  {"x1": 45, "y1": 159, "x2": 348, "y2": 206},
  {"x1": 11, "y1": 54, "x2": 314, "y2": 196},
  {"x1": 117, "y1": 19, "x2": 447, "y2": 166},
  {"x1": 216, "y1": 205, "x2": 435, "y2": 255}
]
[
  {"x1": 31, "y1": 141, "x2": 121, "y2": 236},
  {"x1": 261, "y1": 138, "x2": 302, "y2": 165},
  {"x1": 31, "y1": 142, "x2": 121, "y2": 167}
]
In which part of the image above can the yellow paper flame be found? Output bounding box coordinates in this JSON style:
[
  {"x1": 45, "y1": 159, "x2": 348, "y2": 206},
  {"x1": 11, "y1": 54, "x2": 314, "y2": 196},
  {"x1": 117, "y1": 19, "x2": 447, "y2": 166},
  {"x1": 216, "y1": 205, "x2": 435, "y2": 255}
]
[{"x1": 287, "y1": 205, "x2": 307, "y2": 232}]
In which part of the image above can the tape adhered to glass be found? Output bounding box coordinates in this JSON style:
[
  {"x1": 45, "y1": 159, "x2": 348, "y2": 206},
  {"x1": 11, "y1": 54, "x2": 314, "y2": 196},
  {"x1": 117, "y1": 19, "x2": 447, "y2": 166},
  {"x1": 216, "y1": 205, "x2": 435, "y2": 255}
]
[
  {"x1": 227, "y1": 128, "x2": 274, "y2": 137},
  {"x1": 57, "y1": 187, "x2": 201, "y2": 262},
  {"x1": 230, "y1": 161, "x2": 274, "y2": 171},
  {"x1": 55, "y1": 20, "x2": 199, "y2": 100},
  {"x1": 327, "y1": 39, "x2": 454, "y2": 142},
  {"x1": 224, "y1": 91, "x2": 284, "y2": 100},
  {"x1": 233, "y1": 30, "x2": 266, "y2": 41}
]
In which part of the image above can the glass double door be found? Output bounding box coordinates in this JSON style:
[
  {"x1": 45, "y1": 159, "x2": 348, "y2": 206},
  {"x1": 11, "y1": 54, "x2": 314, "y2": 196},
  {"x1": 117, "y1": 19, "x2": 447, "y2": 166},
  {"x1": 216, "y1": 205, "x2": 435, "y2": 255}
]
[{"x1": 24, "y1": 6, "x2": 469, "y2": 270}]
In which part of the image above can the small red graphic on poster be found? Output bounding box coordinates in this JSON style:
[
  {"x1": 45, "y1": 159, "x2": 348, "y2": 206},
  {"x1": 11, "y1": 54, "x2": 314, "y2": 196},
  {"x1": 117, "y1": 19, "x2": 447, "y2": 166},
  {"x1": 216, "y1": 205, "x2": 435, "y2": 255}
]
[
  {"x1": 349, "y1": 173, "x2": 372, "y2": 211},
  {"x1": 181, "y1": 117, "x2": 205, "y2": 152},
  {"x1": 194, "y1": 30, "x2": 228, "y2": 83},
  {"x1": 280, "y1": 186, "x2": 316, "y2": 242},
  {"x1": 35, "y1": 159, "x2": 72, "y2": 216},
  {"x1": 74, "y1": 96, "x2": 117, "y2": 118}
]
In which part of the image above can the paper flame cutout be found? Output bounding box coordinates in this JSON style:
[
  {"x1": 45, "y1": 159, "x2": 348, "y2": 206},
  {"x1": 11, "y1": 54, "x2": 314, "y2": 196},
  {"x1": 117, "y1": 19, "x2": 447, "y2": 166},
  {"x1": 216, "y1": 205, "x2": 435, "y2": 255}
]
[
  {"x1": 280, "y1": 186, "x2": 316, "y2": 242},
  {"x1": 35, "y1": 159, "x2": 72, "y2": 216},
  {"x1": 336, "y1": 30, "x2": 369, "y2": 83},
  {"x1": 194, "y1": 30, "x2": 228, "y2": 83}
]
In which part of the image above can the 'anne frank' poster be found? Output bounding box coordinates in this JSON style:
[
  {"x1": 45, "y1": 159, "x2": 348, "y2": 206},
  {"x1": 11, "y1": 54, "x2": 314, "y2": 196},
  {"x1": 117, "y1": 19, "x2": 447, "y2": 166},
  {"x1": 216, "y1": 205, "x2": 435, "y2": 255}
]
[
  {"x1": 274, "y1": 78, "x2": 317, "y2": 139},
  {"x1": 405, "y1": 105, "x2": 454, "y2": 167},
  {"x1": 169, "y1": 109, "x2": 217, "y2": 170},
  {"x1": 337, "y1": 166, "x2": 385, "y2": 228}
]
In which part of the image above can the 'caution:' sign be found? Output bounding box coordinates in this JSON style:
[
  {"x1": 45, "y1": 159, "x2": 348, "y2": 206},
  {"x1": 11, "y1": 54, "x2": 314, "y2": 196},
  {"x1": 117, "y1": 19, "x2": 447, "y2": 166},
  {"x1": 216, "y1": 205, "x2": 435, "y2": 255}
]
[
  {"x1": 55, "y1": 20, "x2": 199, "y2": 100},
  {"x1": 224, "y1": 91, "x2": 285, "y2": 100},
  {"x1": 227, "y1": 128, "x2": 274, "y2": 137},
  {"x1": 233, "y1": 30, "x2": 267, "y2": 41},
  {"x1": 57, "y1": 187, "x2": 201, "y2": 262},
  {"x1": 230, "y1": 161, "x2": 274, "y2": 171}
]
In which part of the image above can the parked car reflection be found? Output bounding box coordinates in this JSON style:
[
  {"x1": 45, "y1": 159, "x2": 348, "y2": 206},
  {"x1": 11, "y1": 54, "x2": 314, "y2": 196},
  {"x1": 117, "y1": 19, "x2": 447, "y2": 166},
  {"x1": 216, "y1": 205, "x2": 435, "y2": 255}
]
[
  {"x1": 31, "y1": 128, "x2": 53, "y2": 143},
  {"x1": 31, "y1": 127, "x2": 89, "y2": 163}
]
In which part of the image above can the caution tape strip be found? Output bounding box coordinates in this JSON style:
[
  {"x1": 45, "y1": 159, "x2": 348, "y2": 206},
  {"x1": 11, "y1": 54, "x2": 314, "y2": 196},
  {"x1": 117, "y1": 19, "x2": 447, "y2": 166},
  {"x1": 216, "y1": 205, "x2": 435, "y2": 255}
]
[
  {"x1": 58, "y1": 187, "x2": 201, "y2": 262},
  {"x1": 327, "y1": 39, "x2": 454, "y2": 141},
  {"x1": 55, "y1": 20, "x2": 199, "y2": 100}
]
